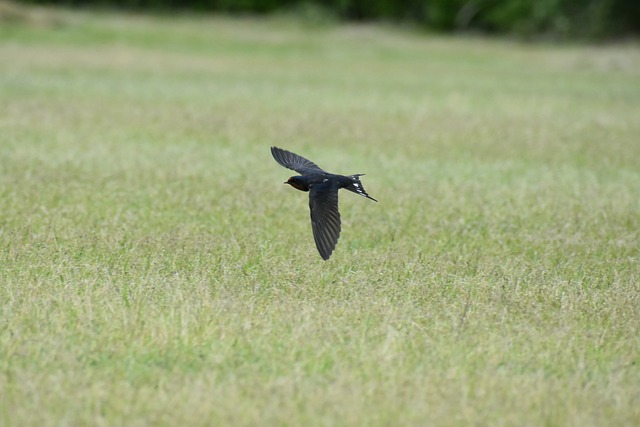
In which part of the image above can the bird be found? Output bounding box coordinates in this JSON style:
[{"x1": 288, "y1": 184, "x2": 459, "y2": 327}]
[{"x1": 271, "y1": 146, "x2": 377, "y2": 260}]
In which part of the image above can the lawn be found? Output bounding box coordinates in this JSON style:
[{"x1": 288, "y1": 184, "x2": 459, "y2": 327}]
[{"x1": 1, "y1": 4, "x2": 639, "y2": 426}]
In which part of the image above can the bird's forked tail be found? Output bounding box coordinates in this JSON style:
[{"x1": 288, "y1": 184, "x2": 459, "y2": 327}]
[{"x1": 344, "y1": 174, "x2": 378, "y2": 202}]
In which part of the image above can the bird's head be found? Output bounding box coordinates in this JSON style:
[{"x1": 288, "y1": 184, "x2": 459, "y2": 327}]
[{"x1": 285, "y1": 176, "x2": 309, "y2": 192}]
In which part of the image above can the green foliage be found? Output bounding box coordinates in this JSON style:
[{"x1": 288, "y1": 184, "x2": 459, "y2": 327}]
[
  {"x1": 15, "y1": 0, "x2": 640, "y2": 39},
  {"x1": 1, "y1": 7, "x2": 640, "y2": 426},
  {"x1": 480, "y1": 0, "x2": 622, "y2": 38}
]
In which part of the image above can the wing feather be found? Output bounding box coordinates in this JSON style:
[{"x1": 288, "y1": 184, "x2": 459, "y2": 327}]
[
  {"x1": 309, "y1": 183, "x2": 341, "y2": 260},
  {"x1": 271, "y1": 146, "x2": 325, "y2": 175}
]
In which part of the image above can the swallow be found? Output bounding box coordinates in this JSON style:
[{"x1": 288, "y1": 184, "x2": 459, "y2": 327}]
[{"x1": 271, "y1": 146, "x2": 377, "y2": 260}]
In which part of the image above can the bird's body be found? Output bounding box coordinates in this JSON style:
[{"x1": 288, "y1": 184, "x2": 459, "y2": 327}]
[{"x1": 271, "y1": 146, "x2": 377, "y2": 260}]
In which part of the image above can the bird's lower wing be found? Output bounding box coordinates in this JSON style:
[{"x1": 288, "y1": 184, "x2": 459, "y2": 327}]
[{"x1": 309, "y1": 184, "x2": 341, "y2": 260}]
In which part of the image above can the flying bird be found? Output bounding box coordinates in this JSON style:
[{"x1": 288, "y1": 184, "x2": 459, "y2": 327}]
[{"x1": 271, "y1": 146, "x2": 377, "y2": 260}]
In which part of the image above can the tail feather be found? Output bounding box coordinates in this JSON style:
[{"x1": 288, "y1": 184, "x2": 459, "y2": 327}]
[{"x1": 345, "y1": 174, "x2": 378, "y2": 202}]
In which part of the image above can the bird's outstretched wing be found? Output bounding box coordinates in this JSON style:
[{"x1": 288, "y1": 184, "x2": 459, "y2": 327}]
[
  {"x1": 309, "y1": 182, "x2": 341, "y2": 260},
  {"x1": 271, "y1": 146, "x2": 325, "y2": 175}
]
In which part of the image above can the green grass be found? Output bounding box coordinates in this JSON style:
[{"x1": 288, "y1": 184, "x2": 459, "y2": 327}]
[{"x1": 1, "y1": 5, "x2": 640, "y2": 426}]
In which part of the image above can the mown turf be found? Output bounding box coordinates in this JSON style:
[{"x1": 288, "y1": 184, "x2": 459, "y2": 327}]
[{"x1": 1, "y1": 5, "x2": 639, "y2": 426}]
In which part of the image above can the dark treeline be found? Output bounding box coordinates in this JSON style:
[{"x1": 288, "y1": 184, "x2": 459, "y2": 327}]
[{"x1": 18, "y1": 0, "x2": 640, "y2": 39}]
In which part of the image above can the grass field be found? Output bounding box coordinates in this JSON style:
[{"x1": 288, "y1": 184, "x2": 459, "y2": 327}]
[{"x1": 1, "y1": 4, "x2": 639, "y2": 426}]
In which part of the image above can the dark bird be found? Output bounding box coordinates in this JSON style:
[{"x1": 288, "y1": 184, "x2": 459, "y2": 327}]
[{"x1": 271, "y1": 146, "x2": 377, "y2": 260}]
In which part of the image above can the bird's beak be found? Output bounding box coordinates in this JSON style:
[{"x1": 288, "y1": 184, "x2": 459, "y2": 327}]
[{"x1": 283, "y1": 181, "x2": 289, "y2": 184}]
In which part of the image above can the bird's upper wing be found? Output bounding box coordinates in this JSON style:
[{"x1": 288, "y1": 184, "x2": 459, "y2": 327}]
[
  {"x1": 308, "y1": 182, "x2": 341, "y2": 260},
  {"x1": 271, "y1": 146, "x2": 325, "y2": 175}
]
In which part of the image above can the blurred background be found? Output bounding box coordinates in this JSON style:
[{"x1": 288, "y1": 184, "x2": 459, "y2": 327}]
[{"x1": 7, "y1": 0, "x2": 640, "y2": 40}]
